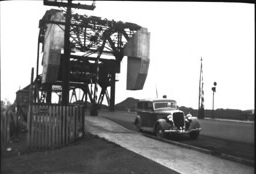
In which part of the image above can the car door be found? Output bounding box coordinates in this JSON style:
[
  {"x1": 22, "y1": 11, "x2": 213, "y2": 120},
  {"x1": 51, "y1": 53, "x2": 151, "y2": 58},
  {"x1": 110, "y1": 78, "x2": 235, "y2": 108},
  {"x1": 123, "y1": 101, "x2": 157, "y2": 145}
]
[
  {"x1": 144, "y1": 102, "x2": 157, "y2": 128},
  {"x1": 137, "y1": 102, "x2": 147, "y2": 127},
  {"x1": 144, "y1": 101, "x2": 156, "y2": 128}
]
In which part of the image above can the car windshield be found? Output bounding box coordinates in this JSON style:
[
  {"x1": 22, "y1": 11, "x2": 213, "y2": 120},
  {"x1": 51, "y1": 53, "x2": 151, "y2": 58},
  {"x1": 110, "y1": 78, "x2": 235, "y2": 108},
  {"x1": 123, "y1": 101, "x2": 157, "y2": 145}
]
[{"x1": 154, "y1": 102, "x2": 177, "y2": 110}]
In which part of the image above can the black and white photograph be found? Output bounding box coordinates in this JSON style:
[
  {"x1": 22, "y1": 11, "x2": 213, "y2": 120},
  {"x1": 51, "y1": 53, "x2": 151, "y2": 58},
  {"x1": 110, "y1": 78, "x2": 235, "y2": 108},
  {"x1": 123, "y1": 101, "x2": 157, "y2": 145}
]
[{"x1": 1, "y1": 1, "x2": 254, "y2": 173}]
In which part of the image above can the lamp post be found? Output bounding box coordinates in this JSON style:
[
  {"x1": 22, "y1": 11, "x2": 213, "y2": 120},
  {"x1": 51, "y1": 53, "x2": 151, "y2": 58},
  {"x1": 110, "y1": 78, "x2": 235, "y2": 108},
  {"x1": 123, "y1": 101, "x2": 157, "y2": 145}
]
[{"x1": 212, "y1": 82, "x2": 217, "y2": 119}]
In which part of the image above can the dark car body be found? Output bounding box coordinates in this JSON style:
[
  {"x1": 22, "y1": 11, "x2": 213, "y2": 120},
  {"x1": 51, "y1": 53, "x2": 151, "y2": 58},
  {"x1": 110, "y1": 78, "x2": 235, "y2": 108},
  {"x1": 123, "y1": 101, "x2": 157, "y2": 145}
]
[{"x1": 134, "y1": 99, "x2": 201, "y2": 139}]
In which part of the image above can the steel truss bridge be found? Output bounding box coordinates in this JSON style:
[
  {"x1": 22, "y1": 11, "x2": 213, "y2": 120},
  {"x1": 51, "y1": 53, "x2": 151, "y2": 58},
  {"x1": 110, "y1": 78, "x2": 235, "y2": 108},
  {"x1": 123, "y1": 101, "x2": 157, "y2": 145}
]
[{"x1": 25, "y1": 0, "x2": 150, "y2": 115}]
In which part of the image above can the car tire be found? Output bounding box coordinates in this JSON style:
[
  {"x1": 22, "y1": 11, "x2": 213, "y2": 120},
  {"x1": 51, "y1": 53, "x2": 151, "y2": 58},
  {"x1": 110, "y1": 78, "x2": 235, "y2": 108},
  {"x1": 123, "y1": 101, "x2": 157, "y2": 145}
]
[
  {"x1": 189, "y1": 131, "x2": 199, "y2": 139},
  {"x1": 155, "y1": 124, "x2": 165, "y2": 138},
  {"x1": 135, "y1": 118, "x2": 142, "y2": 132}
]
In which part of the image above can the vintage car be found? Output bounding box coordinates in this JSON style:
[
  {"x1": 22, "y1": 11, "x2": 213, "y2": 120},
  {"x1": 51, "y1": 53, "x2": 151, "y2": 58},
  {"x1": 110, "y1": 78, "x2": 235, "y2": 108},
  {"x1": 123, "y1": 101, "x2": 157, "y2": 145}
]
[{"x1": 134, "y1": 99, "x2": 201, "y2": 139}]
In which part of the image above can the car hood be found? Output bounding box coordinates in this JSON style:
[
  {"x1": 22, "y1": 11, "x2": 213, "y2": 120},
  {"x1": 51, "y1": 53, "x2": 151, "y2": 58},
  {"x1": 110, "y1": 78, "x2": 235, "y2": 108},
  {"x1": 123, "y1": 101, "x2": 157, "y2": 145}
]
[{"x1": 155, "y1": 109, "x2": 184, "y2": 115}]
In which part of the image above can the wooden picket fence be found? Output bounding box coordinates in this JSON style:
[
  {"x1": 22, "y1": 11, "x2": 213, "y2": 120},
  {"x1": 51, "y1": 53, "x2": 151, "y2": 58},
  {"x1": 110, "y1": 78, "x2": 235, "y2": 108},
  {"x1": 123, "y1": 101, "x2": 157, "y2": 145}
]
[
  {"x1": 1, "y1": 111, "x2": 10, "y2": 147},
  {"x1": 27, "y1": 104, "x2": 84, "y2": 149}
]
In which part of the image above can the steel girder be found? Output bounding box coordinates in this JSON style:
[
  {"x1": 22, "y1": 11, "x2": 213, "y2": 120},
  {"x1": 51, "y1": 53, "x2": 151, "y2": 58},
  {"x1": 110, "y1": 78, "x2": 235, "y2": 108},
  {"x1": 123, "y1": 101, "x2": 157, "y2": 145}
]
[{"x1": 36, "y1": 9, "x2": 142, "y2": 111}]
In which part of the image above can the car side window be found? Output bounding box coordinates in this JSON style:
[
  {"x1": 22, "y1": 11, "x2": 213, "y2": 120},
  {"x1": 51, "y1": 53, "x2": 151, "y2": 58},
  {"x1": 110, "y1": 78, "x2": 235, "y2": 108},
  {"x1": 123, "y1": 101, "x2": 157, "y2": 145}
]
[
  {"x1": 137, "y1": 101, "x2": 153, "y2": 111},
  {"x1": 142, "y1": 102, "x2": 145, "y2": 110},
  {"x1": 144, "y1": 102, "x2": 148, "y2": 110},
  {"x1": 147, "y1": 102, "x2": 153, "y2": 111},
  {"x1": 137, "y1": 102, "x2": 143, "y2": 109},
  {"x1": 137, "y1": 102, "x2": 146, "y2": 110}
]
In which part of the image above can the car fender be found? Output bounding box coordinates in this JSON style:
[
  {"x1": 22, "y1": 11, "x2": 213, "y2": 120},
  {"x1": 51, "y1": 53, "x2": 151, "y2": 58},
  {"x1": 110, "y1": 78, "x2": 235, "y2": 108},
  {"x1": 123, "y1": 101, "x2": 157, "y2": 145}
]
[
  {"x1": 155, "y1": 119, "x2": 171, "y2": 131},
  {"x1": 188, "y1": 118, "x2": 201, "y2": 130},
  {"x1": 134, "y1": 115, "x2": 141, "y2": 125}
]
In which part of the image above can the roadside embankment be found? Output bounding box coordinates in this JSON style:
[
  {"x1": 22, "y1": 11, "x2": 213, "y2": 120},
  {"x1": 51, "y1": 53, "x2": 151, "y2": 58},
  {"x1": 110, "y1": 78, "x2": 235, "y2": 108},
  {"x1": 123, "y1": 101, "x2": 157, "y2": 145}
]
[{"x1": 194, "y1": 118, "x2": 254, "y2": 144}]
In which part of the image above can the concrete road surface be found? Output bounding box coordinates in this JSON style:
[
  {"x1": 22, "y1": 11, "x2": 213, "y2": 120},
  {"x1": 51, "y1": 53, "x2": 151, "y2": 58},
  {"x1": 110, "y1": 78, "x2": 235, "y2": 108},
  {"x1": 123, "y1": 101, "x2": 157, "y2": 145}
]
[
  {"x1": 84, "y1": 115, "x2": 254, "y2": 174},
  {"x1": 99, "y1": 110, "x2": 254, "y2": 144}
]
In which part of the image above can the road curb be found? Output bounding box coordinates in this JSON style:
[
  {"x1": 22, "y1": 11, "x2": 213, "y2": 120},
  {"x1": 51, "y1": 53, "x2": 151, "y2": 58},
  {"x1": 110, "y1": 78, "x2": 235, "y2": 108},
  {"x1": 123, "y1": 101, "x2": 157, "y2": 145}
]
[{"x1": 143, "y1": 133, "x2": 254, "y2": 167}]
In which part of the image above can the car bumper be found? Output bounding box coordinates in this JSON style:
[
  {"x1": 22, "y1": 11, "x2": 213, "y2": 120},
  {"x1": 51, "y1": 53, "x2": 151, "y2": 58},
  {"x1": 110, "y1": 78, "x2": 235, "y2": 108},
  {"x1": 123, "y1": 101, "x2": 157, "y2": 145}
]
[{"x1": 164, "y1": 127, "x2": 201, "y2": 134}]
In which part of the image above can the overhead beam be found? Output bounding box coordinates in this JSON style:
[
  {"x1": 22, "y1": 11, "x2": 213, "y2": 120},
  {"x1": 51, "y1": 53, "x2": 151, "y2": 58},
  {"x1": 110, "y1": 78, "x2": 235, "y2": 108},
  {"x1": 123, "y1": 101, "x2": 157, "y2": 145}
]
[{"x1": 44, "y1": 0, "x2": 95, "y2": 10}]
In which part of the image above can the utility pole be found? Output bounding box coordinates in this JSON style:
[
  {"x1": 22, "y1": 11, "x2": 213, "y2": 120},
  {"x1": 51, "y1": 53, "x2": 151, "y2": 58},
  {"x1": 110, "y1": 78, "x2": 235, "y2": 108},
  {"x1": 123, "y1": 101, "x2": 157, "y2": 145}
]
[
  {"x1": 198, "y1": 58, "x2": 202, "y2": 113},
  {"x1": 198, "y1": 58, "x2": 204, "y2": 119},
  {"x1": 62, "y1": 0, "x2": 72, "y2": 105},
  {"x1": 43, "y1": 0, "x2": 95, "y2": 105}
]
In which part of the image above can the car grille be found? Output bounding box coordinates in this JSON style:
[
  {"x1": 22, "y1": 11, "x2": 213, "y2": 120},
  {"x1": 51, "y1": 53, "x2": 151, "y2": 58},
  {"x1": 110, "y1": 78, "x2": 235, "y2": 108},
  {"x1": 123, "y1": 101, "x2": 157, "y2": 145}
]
[{"x1": 173, "y1": 112, "x2": 185, "y2": 128}]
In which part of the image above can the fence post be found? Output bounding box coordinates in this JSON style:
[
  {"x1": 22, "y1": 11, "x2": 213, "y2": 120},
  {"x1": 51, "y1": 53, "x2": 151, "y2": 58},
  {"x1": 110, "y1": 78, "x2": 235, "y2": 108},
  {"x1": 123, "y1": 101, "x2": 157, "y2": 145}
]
[
  {"x1": 46, "y1": 107, "x2": 50, "y2": 149},
  {"x1": 52, "y1": 105, "x2": 56, "y2": 148},
  {"x1": 72, "y1": 106, "x2": 76, "y2": 142},
  {"x1": 57, "y1": 105, "x2": 61, "y2": 147},
  {"x1": 82, "y1": 106, "x2": 85, "y2": 136},
  {"x1": 74, "y1": 106, "x2": 77, "y2": 140},
  {"x1": 31, "y1": 106, "x2": 35, "y2": 148},
  {"x1": 27, "y1": 68, "x2": 34, "y2": 148},
  {"x1": 1, "y1": 111, "x2": 10, "y2": 147},
  {"x1": 66, "y1": 106, "x2": 69, "y2": 144},
  {"x1": 26, "y1": 105, "x2": 31, "y2": 148},
  {"x1": 48, "y1": 105, "x2": 52, "y2": 148},
  {"x1": 34, "y1": 108, "x2": 38, "y2": 149},
  {"x1": 6, "y1": 111, "x2": 10, "y2": 144},
  {"x1": 38, "y1": 107, "x2": 42, "y2": 150},
  {"x1": 62, "y1": 106, "x2": 66, "y2": 146},
  {"x1": 1, "y1": 112, "x2": 3, "y2": 146},
  {"x1": 43, "y1": 106, "x2": 47, "y2": 149}
]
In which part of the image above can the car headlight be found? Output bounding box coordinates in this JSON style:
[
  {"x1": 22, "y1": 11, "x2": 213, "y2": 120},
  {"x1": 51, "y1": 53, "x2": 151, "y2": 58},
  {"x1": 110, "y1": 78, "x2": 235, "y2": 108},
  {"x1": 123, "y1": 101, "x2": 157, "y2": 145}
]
[
  {"x1": 167, "y1": 114, "x2": 173, "y2": 122},
  {"x1": 186, "y1": 113, "x2": 192, "y2": 120}
]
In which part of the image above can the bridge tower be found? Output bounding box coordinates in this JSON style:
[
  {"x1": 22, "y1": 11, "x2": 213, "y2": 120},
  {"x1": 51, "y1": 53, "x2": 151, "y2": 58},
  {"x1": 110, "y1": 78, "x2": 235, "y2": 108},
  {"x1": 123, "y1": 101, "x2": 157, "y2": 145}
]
[{"x1": 32, "y1": 0, "x2": 150, "y2": 115}]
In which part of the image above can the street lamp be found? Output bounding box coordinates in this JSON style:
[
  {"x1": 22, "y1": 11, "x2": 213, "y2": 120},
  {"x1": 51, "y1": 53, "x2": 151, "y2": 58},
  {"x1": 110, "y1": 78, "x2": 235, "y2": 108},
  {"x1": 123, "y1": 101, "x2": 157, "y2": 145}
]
[{"x1": 212, "y1": 82, "x2": 217, "y2": 118}]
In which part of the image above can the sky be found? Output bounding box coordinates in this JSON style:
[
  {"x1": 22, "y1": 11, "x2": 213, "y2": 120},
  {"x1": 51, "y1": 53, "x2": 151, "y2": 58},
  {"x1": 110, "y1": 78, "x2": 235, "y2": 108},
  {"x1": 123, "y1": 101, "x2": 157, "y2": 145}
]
[{"x1": 0, "y1": 1, "x2": 255, "y2": 110}]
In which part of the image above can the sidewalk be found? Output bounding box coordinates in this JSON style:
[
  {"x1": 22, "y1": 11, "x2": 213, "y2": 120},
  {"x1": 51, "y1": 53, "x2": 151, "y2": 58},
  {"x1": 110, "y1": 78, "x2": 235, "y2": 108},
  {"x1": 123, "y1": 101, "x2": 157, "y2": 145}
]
[
  {"x1": 1, "y1": 127, "x2": 175, "y2": 174},
  {"x1": 84, "y1": 115, "x2": 254, "y2": 174}
]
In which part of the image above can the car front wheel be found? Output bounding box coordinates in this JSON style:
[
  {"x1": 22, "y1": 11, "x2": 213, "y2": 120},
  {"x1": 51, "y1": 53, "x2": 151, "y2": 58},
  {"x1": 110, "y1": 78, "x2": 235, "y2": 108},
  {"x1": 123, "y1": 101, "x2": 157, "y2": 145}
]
[
  {"x1": 135, "y1": 118, "x2": 142, "y2": 132},
  {"x1": 155, "y1": 124, "x2": 165, "y2": 138}
]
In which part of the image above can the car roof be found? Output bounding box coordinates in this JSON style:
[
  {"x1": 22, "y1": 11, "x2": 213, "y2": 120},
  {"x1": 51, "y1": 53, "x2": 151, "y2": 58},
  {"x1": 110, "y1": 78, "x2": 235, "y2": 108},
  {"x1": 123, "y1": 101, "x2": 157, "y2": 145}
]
[{"x1": 138, "y1": 98, "x2": 176, "y2": 103}]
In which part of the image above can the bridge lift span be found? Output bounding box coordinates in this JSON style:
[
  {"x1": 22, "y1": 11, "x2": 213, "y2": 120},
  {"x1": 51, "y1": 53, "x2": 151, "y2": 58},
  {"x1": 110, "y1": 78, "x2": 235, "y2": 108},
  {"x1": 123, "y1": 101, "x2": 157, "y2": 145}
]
[{"x1": 32, "y1": 0, "x2": 150, "y2": 115}]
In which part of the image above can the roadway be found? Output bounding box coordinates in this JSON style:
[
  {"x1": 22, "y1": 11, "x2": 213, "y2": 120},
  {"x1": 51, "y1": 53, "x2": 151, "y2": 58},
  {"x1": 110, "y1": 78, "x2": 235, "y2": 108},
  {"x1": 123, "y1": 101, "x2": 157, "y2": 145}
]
[
  {"x1": 84, "y1": 112, "x2": 254, "y2": 174},
  {"x1": 97, "y1": 110, "x2": 254, "y2": 165}
]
